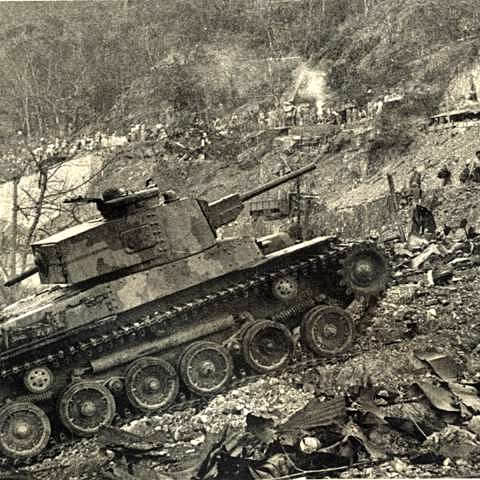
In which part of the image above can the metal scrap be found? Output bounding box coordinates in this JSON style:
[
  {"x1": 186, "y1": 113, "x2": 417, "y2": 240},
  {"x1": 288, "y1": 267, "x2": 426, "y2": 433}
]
[
  {"x1": 414, "y1": 351, "x2": 459, "y2": 381},
  {"x1": 97, "y1": 426, "x2": 167, "y2": 455},
  {"x1": 467, "y1": 416, "x2": 480, "y2": 435},
  {"x1": 448, "y1": 383, "x2": 480, "y2": 412},
  {"x1": 384, "y1": 416, "x2": 431, "y2": 441},
  {"x1": 411, "y1": 244, "x2": 445, "y2": 270},
  {"x1": 415, "y1": 381, "x2": 459, "y2": 413},
  {"x1": 355, "y1": 395, "x2": 388, "y2": 425},
  {"x1": 341, "y1": 421, "x2": 388, "y2": 461},
  {"x1": 278, "y1": 396, "x2": 346, "y2": 431},
  {"x1": 423, "y1": 425, "x2": 480, "y2": 459},
  {"x1": 101, "y1": 466, "x2": 174, "y2": 480},
  {"x1": 246, "y1": 414, "x2": 276, "y2": 445}
]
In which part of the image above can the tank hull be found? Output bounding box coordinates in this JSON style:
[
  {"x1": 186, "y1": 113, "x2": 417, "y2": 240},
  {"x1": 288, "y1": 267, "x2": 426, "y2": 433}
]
[{"x1": 0, "y1": 236, "x2": 388, "y2": 460}]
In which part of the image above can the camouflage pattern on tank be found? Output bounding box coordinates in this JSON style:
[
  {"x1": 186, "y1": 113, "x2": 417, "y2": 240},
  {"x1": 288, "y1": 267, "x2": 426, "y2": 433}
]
[
  {"x1": 1, "y1": 237, "x2": 268, "y2": 350},
  {"x1": 0, "y1": 162, "x2": 390, "y2": 461},
  {"x1": 32, "y1": 196, "x2": 217, "y2": 284}
]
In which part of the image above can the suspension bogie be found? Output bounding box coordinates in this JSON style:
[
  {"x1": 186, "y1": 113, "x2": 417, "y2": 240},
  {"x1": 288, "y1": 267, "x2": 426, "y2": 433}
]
[{"x1": 0, "y1": 299, "x2": 337, "y2": 458}]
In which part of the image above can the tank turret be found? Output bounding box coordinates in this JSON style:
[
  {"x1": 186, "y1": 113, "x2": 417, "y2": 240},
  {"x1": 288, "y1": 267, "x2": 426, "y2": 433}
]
[{"x1": 6, "y1": 163, "x2": 316, "y2": 287}]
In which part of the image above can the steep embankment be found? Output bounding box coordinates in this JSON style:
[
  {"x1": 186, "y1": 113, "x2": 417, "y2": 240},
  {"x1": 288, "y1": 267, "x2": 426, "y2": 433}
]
[
  {"x1": 329, "y1": 126, "x2": 480, "y2": 210},
  {"x1": 93, "y1": 119, "x2": 480, "y2": 243}
]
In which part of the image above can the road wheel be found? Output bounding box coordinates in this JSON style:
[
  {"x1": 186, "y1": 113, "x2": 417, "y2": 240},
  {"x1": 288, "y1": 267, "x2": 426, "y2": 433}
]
[
  {"x1": 180, "y1": 341, "x2": 233, "y2": 396},
  {"x1": 242, "y1": 320, "x2": 294, "y2": 373},
  {"x1": 125, "y1": 357, "x2": 179, "y2": 413},
  {"x1": 301, "y1": 305, "x2": 353, "y2": 355},
  {"x1": 0, "y1": 402, "x2": 51, "y2": 459},
  {"x1": 58, "y1": 382, "x2": 115, "y2": 437}
]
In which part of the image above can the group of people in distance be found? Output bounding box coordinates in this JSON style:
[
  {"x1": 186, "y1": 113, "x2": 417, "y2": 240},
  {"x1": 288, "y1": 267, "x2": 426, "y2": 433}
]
[
  {"x1": 407, "y1": 150, "x2": 480, "y2": 240},
  {"x1": 437, "y1": 151, "x2": 480, "y2": 187}
]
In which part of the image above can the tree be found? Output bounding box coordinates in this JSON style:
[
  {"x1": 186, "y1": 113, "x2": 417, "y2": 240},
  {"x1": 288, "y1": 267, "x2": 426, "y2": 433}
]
[{"x1": 0, "y1": 139, "x2": 109, "y2": 304}]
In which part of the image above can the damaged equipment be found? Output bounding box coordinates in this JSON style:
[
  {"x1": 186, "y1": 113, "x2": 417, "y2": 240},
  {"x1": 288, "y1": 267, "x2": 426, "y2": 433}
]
[{"x1": 0, "y1": 162, "x2": 390, "y2": 460}]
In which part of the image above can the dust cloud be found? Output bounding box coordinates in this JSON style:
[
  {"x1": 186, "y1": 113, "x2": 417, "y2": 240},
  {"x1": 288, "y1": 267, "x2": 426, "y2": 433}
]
[{"x1": 292, "y1": 64, "x2": 329, "y2": 114}]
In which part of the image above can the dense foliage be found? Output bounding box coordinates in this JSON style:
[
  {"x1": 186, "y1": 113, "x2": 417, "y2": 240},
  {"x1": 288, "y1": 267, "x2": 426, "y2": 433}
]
[
  {"x1": 0, "y1": 0, "x2": 389, "y2": 141},
  {"x1": 1, "y1": 0, "x2": 480, "y2": 143},
  {"x1": 327, "y1": 0, "x2": 480, "y2": 108}
]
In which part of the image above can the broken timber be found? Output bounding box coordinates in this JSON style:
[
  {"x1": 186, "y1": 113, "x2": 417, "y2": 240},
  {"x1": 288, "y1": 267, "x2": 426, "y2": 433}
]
[{"x1": 387, "y1": 173, "x2": 406, "y2": 242}]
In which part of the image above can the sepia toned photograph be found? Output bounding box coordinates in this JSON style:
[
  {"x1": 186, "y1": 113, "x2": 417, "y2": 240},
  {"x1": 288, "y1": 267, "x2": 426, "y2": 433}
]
[{"x1": 0, "y1": 0, "x2": 479, "y2": 478}]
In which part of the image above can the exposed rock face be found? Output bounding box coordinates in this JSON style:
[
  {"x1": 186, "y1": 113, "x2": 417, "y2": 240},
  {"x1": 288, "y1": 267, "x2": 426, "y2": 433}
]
[{"x1": 445, "y1": 61, "x2": 480, "y2": 106}]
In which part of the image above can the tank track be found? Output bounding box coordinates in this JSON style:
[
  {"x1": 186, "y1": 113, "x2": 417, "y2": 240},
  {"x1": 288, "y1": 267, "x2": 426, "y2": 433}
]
[
  {"x1": 1, "y1": 349, "x2": 354, "y2": 472},
  {"x1": 0, "y1": 244, "x2": 358, "y2": 469},
  {"x1": 0, "y1": 249, "x2": 347, "y2": 379}
]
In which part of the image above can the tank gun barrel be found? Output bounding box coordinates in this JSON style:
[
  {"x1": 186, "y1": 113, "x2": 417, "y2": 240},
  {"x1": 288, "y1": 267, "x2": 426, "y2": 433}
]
[
  {"x1": 239, "y1": 162, "x2": 316, "y2": 202},
  {"x1": 203, "y1": 162, "x2": 316, "y2": 229},
  {"x1": 4, "y1": 266, "x2": 39, "y2": 287},
  {"x1": 63, "y1": 195, "x2": 103, "y2": 205}
]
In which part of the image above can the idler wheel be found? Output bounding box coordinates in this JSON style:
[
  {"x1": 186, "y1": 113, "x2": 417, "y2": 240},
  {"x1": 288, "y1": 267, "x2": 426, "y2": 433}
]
[
  {"x1": 272, "y1": 275, "x2": 298, "y2": 302},
  {"x1": 242, "y1": 320, "x2": 294, "y2": 373},
  {"x1": 58, "y1": 382, "x2": 116, "y2": 437},
  {"x1": 0, "y1": 402, "x2": 51, "y2": 459},
  {"x1": 339, "y1": 243, "x2": 390, "y2": 296},
  {"x1": 24, "y1": 366, "x2": 54, "y2": 394},
  {"x1": 301, "y1": 305, "x2": 353, "y2": 356},
  {"x1": 180, "y1": 341, "x2": 233, "y2": 396},
  {"x1": 125, "y1": 357, "x2": 179, "y2": 413}
]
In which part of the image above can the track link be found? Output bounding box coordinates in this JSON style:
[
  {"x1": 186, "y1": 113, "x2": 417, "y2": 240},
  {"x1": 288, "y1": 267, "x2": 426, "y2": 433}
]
[{"x1": 0, "y1": 251, "x2": 341, "y2": 379}]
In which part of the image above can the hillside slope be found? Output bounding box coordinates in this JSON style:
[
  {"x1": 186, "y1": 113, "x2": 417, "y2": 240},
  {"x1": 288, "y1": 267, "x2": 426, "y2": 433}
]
[{"x1": 93, "y1": 116, "x2": 480, "y2": 245}]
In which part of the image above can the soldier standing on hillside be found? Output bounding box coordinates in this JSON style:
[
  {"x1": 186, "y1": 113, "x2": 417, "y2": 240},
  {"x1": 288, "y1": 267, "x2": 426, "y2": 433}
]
[
  {"x1": 460, "y1": 163, "x2": 471, "y2": 183},
  {"x1": 459, "y1": 151, "x2": 480, "y2": 183},
  {"x1": 411, "y1": 203, "x2": 436, "y2": 236},
  {"x1": 408, "y1": 165, "x2": 437, "y2": 237},
  {"x1": 471, "y1": 151, "x2": 480, "y2": 183},
  {"x1": 267, "y1": 109, "x2": 276, "y2": 128},
  {"x1": 437, "y1": 164, "x2": 452, "y2": 186},
  {"x1": 257, "y1": 111, "x2": 266, "y2": 129},
  {"x1": 283, "y1": 101, "x2": 297, "y2": 126},
  {"x1": 408, "y1": 166, "x2": 423, "y2": 203}
]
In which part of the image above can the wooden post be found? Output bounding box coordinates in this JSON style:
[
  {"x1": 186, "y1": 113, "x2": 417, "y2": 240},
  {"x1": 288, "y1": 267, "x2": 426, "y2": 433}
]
[{"x1": 387, "y1": 173, "x2": 406, "y2": 242}]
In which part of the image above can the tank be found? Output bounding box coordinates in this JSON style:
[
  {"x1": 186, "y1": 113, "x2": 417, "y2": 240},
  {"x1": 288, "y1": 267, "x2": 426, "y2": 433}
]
[{"x1": 0, "y1": 162, "x2": 390, "y2": 460}]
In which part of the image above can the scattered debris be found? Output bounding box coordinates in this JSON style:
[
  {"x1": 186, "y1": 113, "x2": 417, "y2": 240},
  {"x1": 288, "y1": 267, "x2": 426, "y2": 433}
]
[
  {"x1": 448, "y1": 383, "x2": 480, "y2": 412},
  {"x1": 342, "y1": 420, "x2": 388, "y2": 461},
  {"x1": 411, "y1": 244, "x2": 445, "y2": 270},
  {"x1": 246, "y1": 414, "x2": 276, "y2": 445},
  {"x1": 415, "y1": 381, "x2": 460, "y2": 413},
  {"x1": 414, "y1": 351, "x2": 459, "y2": 381},
  {"x1": 278, "y1": 396, "x2": 346, "y2": 431},
  {"x1": 423, "y1": 425, "x2": 480, "y2": 459}
]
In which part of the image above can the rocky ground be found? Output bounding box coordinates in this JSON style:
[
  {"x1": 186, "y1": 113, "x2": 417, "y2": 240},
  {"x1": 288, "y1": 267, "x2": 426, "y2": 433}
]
[
  {"x1": 328, "y1": 124, "x2": 480, "y2": 210},
  {"x1": 2, "y1": 229, "x2": 480, "y2": 480}
]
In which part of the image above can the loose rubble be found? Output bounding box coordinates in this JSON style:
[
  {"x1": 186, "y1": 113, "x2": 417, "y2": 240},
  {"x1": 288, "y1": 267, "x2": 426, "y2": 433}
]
[{"x1": 3, "y1": 228, "x2": 480, "y2": 479}]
